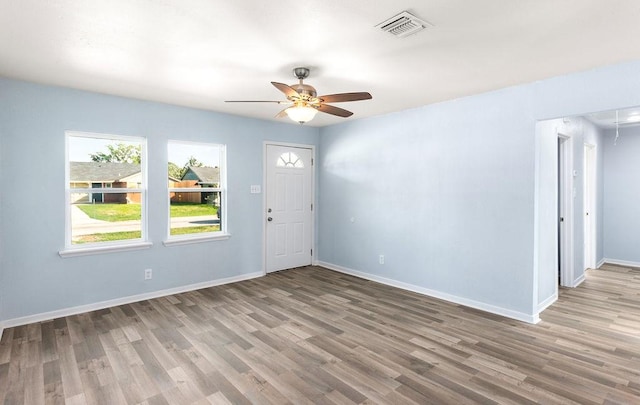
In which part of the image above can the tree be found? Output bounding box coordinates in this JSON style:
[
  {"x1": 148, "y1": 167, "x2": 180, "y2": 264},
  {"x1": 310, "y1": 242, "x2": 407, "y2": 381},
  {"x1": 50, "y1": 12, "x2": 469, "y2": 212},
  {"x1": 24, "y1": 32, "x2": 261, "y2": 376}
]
[
  {"x1": 168, "y1": 157, "x2": 205, "y2": 180},
  {"x1": 90, "y1": 143, "x2": 141, "y2": 164},
  {"x1": 168, "y1": 162, "x2": 182, "y2": 179},
  {"x1": 184, "y1": 156, "x2": 203, "y2": 170}
]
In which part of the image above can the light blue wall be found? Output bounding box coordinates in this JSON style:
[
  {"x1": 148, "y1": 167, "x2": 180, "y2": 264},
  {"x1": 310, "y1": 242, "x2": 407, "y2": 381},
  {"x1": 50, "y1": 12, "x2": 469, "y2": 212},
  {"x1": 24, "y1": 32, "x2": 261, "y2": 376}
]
[
  {"x1": 319, "y1": 86, "x2": 537, "y2": 314},
  {"x1": 0, "y1": 78, "x2": 319, "y2": 322},
  {"x1": 3, "y1": 59, "x2": 640, "y2": 325},
  {"x1": 603, "y1": 126, "x2": 640, "y2": 263},
  {"x1": 534, "y1": 118, "x2": 560, "y2": 307},
  {"x1": 319, "y1": 60, "x2": 640, "y2": 318}
]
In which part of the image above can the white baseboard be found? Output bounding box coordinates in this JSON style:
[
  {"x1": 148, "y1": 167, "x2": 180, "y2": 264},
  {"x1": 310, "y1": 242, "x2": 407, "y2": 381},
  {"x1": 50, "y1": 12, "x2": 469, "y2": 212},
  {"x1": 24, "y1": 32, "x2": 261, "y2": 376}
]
[
  {"x1": 0, "y1": 326, "x2": 4, "y2": 341},
  {"x1": 1, "y1": 271, "x2": 264, "y2": 330},
  {"x1": 601, "y1": 258, "x2": 640, "y2": 269},
  {"x1": 316, "y1": 261, "x2": 539, "y2": 324},
  {"x1": 572, "y1": 273, "x2": 586, "y2": 287},
  {"x1": 537, "y1": 292, "x2": 558, "y2": 313},
  {"x1": 596, "y1": 258, "x2": 606, "y2": 268}
]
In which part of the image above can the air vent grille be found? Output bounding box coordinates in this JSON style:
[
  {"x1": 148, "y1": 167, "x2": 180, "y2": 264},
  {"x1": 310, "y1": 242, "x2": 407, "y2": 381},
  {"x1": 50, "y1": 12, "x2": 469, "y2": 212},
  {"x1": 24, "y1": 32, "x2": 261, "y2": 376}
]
[{"x1": 376, "y1": 11, "x2": 432, "y2": 38}]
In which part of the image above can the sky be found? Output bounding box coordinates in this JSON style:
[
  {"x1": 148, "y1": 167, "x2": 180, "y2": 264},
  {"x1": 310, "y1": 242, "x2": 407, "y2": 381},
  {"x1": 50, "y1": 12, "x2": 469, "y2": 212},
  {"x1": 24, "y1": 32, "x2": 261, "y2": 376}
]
[
  {"x1": 68, "y1": 136, "x2": 221, "y2": 167},
  {"x1": 168, "y1": 141, "x2": 221, "y2": 168}
]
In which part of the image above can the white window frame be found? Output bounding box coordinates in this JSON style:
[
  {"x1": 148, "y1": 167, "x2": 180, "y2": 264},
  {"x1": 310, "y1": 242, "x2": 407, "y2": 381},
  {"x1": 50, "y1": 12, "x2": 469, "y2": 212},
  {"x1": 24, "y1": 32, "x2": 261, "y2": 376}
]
[
  {"x1": 59, "y1": 131, "x2": 151, "y2": 257},
  {"x1": 164, "y1": 140, "x2": 229, "y2": 246}
]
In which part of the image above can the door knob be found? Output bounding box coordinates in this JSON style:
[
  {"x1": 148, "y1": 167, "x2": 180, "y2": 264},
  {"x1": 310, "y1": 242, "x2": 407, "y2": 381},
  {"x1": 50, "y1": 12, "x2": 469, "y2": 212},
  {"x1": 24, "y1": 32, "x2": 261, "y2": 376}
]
[{"x1": 267, "y1": 217, "x2": 273, "y2": 221}]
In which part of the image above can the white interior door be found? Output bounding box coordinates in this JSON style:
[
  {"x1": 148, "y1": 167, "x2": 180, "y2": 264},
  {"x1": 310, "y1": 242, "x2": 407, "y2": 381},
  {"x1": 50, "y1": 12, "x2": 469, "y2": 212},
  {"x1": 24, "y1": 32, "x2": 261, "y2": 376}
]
[
  {"x1": 558, "y1": 135, "x2": 574, "y2": 287},
  {"x1": 265, "y1": 144, "x2": 313, "y2": 273},
  {"x1": 583, "y1": 144, "x2": 596, "y2": 270}
]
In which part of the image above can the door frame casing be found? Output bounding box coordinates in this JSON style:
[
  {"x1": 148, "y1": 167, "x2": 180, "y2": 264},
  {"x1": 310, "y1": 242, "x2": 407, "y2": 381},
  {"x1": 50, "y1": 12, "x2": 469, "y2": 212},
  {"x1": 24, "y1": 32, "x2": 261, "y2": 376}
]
[
  {"x1": 262, "y1": 141, "x2": 316, "y2": 275},
  {"x1": 583, "y1": 143, "x2": 597, "y2": 270}
]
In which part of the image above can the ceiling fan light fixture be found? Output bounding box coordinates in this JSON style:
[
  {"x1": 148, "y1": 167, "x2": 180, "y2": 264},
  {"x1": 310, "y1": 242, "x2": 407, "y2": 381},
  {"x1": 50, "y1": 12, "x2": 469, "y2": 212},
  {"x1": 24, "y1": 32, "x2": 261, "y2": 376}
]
[{"x1": 285, "y1": 104, "x2": 317, "y2": 124}]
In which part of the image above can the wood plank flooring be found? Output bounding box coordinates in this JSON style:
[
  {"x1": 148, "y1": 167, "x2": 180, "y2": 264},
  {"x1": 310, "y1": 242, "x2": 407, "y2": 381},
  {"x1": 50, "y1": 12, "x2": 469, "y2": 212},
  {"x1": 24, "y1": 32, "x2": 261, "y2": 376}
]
[{"x1": 1, "y1": 264, "x2": 639, "y2": 404}]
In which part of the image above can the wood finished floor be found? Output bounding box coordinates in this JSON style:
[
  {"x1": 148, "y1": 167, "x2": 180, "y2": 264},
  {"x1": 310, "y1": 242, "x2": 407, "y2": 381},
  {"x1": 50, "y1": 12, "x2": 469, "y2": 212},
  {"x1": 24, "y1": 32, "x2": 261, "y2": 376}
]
[{"x1": 1, "y1": 264, "x2": 639, "y2": 405}]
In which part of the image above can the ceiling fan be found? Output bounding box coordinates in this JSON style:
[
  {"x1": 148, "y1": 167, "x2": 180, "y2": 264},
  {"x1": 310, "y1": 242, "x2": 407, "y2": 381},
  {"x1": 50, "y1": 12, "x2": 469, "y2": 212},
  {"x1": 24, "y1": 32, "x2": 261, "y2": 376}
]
[{"x1": 225, "y1": 67, "x2": 372, "y2": 124}]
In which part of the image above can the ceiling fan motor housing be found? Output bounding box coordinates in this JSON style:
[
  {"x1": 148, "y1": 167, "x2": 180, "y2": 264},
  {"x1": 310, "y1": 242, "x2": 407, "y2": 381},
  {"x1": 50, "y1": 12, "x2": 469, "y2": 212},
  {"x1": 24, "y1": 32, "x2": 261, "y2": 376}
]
[
  {"x1": 290, "y1": 67, "x2": 316, "y2": 100},
  {"x1": 291, "y1": 83, "x2": 317, "y2": 100}
]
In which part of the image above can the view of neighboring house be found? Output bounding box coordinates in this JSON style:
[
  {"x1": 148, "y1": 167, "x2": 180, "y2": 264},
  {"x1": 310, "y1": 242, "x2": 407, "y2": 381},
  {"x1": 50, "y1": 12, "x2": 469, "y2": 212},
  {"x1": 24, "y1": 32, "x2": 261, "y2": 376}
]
[
  {"x1": 69, "y1": 161, "x2": 141, "y2": 203},
  {"x1": 70, "y1": 161, "x2": 220, "y2": 205},
  {"x1": 171, "y1": 166, "x2": 220, "y2": 205},
  {"x1": 181, "y1": 166, "x2": 220, "y2": 187}
]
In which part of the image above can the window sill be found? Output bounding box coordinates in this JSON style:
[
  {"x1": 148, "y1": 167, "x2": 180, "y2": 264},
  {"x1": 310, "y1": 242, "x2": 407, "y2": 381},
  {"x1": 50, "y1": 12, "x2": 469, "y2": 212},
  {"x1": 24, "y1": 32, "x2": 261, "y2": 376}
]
[
  {"x1": 59, "y1": 242, "x2": 153, "y2": 258},
  {"x1": 163, "y1": 233, "x2": 231, "y2": 247}
]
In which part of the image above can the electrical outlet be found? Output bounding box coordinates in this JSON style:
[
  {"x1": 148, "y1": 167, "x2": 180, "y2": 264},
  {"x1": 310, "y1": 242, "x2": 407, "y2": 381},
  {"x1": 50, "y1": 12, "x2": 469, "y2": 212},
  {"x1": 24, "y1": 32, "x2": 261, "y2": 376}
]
[
  {"x1": 144, "y1": 269, "x2": 152, "y2": 280},
  {"x1": 379, "y1": 255, "x2": 384, "y2": 265}
]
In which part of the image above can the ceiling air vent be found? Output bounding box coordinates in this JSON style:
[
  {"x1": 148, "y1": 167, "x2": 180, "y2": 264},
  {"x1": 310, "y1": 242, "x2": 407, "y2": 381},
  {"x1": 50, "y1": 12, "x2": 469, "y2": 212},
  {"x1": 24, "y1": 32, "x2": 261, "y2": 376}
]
[{"x1": 376, "y1": 11, "x2": 432, "y2": 38}]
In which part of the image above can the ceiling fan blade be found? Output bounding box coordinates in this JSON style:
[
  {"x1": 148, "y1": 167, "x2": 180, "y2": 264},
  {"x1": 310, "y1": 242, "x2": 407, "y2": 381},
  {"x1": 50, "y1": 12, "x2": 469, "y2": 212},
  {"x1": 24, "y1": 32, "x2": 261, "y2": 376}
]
[
  {"x1": 275, "y1": 108, "x2": 289, "y2": 118},
  {"x1": 317, "y1": 104, "x2": 353, "y2": 118},
  {"x1": 224, "y1": 100, "x2": 286, "y2": 103},
  {"x1": 318, "y1": 92, "x2": 372, "y2": 103},
  {"x1": 271, "y1": 82, "x2": 300, "y2": 99}
]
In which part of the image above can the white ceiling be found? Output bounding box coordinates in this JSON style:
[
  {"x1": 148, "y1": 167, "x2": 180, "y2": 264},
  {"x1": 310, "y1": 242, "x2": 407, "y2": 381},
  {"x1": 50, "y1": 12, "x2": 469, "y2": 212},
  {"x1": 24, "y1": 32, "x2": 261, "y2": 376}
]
[
  {"x1": 2, "y1": 0, "x2": 640, "y2": 127},
  {"x1": 586, "y1": 107, "x2": 640, "y2": 129}
]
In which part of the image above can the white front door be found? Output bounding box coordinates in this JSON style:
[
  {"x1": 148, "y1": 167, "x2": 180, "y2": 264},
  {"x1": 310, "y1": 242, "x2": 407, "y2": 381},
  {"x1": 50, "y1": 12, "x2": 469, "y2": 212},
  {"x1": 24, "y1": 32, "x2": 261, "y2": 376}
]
[{"x1": 265, "y1": 144, "x2": 313, "y2": 273}]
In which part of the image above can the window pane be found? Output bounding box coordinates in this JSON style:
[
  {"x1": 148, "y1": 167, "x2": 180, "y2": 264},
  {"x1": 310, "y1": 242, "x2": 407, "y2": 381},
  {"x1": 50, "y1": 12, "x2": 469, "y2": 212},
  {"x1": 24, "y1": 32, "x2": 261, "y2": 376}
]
[
  {"x1": 276, "y1": 152, "x2": 304, "y2": 168},
  {"x1": 67, "y1": 132, "x2": 146, "y2": 248},
  {"x1": 71, "y1": 193, "x2": 142, "y2": 244},
  {"x1": 167, "y1": 143, "x2": 221, "y2": 186},
  {"x1": 168, "y1": 140, "x2": 225, "y2": 238},
  {"x1": 169, "y1": 191, "x2": 221, "y2": 235}
]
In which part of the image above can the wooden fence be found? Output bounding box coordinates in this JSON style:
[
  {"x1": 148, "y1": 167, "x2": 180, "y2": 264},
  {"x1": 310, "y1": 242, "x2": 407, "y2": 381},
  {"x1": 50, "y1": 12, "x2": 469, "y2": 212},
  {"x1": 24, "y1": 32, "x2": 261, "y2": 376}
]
[{"x1": 170, "y1": 180, "x2": 205, "y2": 203}]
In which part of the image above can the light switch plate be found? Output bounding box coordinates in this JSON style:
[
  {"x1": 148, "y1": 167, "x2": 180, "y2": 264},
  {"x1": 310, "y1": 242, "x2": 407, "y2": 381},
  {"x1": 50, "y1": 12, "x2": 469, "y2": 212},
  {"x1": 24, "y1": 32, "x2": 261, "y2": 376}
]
[{"x1": 250, "y1": 185, "x2": 261, "y2": 194}]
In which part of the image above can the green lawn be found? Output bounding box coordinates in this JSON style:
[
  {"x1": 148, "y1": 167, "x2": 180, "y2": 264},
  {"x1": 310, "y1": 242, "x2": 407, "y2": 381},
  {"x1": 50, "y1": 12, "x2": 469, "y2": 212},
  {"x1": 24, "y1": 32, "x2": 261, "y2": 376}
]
[
  {"x1": 170, "y1": 202, "x2": 217, "y2": 217},
  {"x1": 76, "y1": 202, "x2": 217, "y2": 221},
  {"x1": 73, "y1": 230, "x2": 142, "y2": 244},
  {"x1": 170, "y1": 225, "x2": 220, "y2": 236},
  {"x1": 74, "y1": 225, "x2": 221, "y2": 244},
  {"x1": 77, "y1": 204, "x2": 141, "y2": 221}
]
